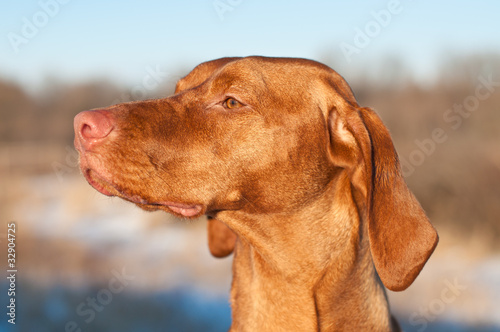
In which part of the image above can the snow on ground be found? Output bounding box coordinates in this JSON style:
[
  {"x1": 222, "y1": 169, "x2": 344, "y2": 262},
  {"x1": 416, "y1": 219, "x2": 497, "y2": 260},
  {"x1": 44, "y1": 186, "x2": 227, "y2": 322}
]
[{"x1": 2, "y1": 174, "x2": 499, "y2": 331}]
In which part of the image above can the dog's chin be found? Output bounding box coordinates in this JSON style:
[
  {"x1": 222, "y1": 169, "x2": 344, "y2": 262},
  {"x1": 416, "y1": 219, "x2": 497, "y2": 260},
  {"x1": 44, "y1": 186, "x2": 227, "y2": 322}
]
[{"x1": 82, "y1": 168, "x2": 205, "y2": 218}]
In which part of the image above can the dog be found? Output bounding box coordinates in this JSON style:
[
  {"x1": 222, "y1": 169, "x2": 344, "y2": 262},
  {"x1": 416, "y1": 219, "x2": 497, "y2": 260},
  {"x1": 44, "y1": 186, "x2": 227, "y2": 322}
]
[{"x1": 74, "y1": 56, "x2": 438, "y2": 331}]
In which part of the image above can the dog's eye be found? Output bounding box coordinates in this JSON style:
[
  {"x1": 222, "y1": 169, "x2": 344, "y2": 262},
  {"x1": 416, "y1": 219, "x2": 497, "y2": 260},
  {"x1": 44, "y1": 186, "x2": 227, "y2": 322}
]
[{"x1": 224, "y1": 98, "x2": 242, "y2": 109}]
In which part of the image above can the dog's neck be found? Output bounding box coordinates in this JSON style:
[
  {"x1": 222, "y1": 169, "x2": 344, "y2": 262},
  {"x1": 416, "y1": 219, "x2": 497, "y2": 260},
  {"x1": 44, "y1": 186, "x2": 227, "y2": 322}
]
[{"x1": 218, "y1": 172, "x2": 395, "y2": 331}]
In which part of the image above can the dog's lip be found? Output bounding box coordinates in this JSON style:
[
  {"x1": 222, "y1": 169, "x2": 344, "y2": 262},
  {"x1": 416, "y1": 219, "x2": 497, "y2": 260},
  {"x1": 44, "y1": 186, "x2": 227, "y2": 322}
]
[
  {"x1": 154, "y1": 202, "x2": 204, "y2": 217},
  {"x1": 82, "y1": 168, "x2": 204, "y2": 218},
  {"x1": 123, "y1": 193, "x2": 204, "y2": 217},
  {"x1": 84, "y1": 169, "x2": 114, "y2": 196}
]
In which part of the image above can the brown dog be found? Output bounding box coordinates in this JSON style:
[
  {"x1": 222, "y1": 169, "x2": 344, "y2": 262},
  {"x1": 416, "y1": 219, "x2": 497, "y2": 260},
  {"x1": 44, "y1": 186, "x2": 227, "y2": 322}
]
[{"x1": 74, "y1": 56, "x2": 438, "y2": 331}]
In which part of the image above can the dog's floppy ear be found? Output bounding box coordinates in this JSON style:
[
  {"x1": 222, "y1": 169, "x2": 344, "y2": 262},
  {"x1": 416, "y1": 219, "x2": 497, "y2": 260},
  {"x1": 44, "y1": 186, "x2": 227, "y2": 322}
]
[
  {"x1": 207, "y1": 218, "x2": 237, "y2": 258},
  {"x1": 175, "y1": 57, "x2": 241, "y2": 93},
  {"x1": 328, "y1": 104, "x2": 438, "y2": 291}
]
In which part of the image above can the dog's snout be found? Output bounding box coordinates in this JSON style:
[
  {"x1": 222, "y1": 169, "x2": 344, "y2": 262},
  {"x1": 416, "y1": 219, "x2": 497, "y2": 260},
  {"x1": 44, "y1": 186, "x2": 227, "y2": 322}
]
[{"x1": 74, "y1": 110, "x2": 114, "y2": 151}]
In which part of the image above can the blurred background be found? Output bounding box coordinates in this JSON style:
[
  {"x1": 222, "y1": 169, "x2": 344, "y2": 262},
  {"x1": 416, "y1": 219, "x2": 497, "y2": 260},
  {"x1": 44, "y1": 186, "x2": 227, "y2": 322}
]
[{"x1": 1, "y1": 0, "x2": 499, "y2": 331}]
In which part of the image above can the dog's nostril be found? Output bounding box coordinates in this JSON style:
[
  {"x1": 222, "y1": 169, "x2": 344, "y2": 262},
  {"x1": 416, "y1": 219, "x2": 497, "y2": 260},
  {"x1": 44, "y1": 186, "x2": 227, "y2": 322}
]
[{"x1": 81, "y1": 123, "x2": 93, "y2": 139}]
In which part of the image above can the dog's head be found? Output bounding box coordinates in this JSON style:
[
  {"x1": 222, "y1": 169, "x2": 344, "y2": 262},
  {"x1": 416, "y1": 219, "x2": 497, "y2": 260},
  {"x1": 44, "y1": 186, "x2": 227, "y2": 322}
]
[{"x1": 74, "y1": 56, "x2": 438, "y2": 291}]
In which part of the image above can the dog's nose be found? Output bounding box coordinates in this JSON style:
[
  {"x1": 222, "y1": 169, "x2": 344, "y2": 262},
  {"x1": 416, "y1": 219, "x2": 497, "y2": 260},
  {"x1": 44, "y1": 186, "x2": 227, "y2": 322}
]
[{"x1": 74, "y1": 110, "x2": 114, "y2": 152}]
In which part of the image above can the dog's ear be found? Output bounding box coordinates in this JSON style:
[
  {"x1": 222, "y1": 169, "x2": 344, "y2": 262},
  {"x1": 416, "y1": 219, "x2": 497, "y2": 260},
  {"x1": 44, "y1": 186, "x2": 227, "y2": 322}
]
[
  {"x1": 207, "y1": 218, "x2": 237, "y2": 258},
  {"x1": 328, "y1": 105, "x2": 438, "y2": 291},
  {"x1": 175, "y1": 57, "x2": 241, "y2": 93}
]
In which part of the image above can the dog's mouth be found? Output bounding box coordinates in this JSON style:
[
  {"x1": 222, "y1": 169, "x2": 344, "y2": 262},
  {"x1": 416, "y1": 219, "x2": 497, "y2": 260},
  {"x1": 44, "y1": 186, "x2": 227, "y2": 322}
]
[{"x1": 83, "y1": 168, "x2": 204, "y2": 218}]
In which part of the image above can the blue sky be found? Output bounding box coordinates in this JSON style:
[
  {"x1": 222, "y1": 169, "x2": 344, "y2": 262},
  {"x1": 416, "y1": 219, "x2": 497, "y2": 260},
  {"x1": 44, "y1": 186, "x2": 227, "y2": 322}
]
[{"x1": 1, "y1": 0, "x2": 499, "y2": 91}]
